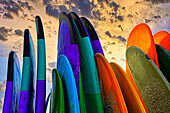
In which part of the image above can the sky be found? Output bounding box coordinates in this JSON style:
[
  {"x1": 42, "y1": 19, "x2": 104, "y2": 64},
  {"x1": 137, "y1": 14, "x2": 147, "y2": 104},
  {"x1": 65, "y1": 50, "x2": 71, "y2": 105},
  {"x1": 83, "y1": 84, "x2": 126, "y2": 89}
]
[{"x1": 0, "y1": 0, "x2": 170, "y2": 112}]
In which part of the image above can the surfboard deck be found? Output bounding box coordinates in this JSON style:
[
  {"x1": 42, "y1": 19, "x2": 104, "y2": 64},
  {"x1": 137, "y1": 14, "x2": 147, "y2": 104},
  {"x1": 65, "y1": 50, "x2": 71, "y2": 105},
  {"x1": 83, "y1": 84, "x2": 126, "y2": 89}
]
[
  {"x1": 57, "y1": 55, "x2": 80, "y2": 113},
  {"x1": 69, "y1": 12, "x2": 104, "y2": 113},
  {"x1": 126, "y1": 46, "x2": 170, "y2": 113},
  {"x1": 50, "y1": 69, "x2": 64, "y2": 113},
  {"x1": 81, "y1": 17, "x2": 104, "y2": 56},
  {"x1": 95, "y1": 53, "x2": 128, "y2": 113},
  {"x1": 155, "y1": 44, "x2": 170, "y2": 82},
  {"x1": 35, "y1": 16, "x2": 46, "y2": 113},
  {"x1": 3, "y1": 51, "x2": 21, "y2": 113},
  {"x1": 110, "y1": 62, "x2": 146, "y2": 113}
]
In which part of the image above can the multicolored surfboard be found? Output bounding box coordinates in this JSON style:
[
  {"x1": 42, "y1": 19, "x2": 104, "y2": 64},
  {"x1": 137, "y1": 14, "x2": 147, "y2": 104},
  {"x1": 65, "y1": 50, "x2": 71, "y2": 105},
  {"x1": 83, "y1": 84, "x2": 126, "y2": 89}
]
[
  {"x1": 126, "y1": 46, "x2": 170, "y2": 113},
  {"x1": 153, "y1": 31, "x2": 170, "y2": 52},
  {"x1": 155, "y1": 44, "x2": 170, "y2": 82},
  {"x1": 35, "y1": 16, "x2": 46, "y2": 113},
  {"x1": 57, "y1": 55, "x2": 80, "y2": 113},
  {"x1": 19, "y1": 29, "x2": 36, "y2": 113},
  {"x1": 50, "y1": 69, "x2": 64, "y2": 113},
  {"x1": 110, "y1": 62, "x2": 146, "y2": 113},
  {"x1": 69, "y1": 12, "x2": 104, "y2": 113},
  {"x1": 57, "y1": 12, "x2": 79, "y2": 94},
  {"x1": 95, "y1": 53, "x2": 128, "y2": 113},
  {"x1": 81, "y1": 17, "x2": 104, "y2": 56},
  {"x1": 126, "y1": 23, "x2": 159, "y2": 112},
  {"x1": 3, "y1": 51, "x2": 21, "y2": 113}
]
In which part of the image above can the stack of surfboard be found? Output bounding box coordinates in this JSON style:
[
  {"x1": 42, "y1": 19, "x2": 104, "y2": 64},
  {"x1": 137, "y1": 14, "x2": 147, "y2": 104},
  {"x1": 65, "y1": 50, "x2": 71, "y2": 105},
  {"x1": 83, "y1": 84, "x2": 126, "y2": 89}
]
[{"x1": 2, "y1": 12, "x2": 170, "y2": 113}]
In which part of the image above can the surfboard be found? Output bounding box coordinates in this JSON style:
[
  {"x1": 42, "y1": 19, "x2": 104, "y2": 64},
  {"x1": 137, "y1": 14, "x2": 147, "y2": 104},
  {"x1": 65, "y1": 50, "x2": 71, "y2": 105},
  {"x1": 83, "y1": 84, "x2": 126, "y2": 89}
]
[
  {"x1": 35, "y1": 16, "x2": 46, "y2": 113},
  {"x1": 126, "y1": 23, "x2": 159, "y2": 112},
  {"x1": 69, "y1": 12, "x2": 104, "y2": 113},
  {"x1": 155, "y1": 44, "x2": 170, "y2": 82},
  {"x1": 95, "y1": 53, "x2": 128, "y2": 113},
  {"x1": 58, "y1": 12, "x2": 85, "y2": 113},
  {"x1": 45, "y1": 92, "x2": 51, "y2": 112},
  {"x1": 80, "y1": 17, "x2": 104, "y2": 56},
  {"x1": 58, "y1": 12, "x2": 79, "y2": 95},
  {"x1": 3, "y1": 51, "x2": 21, "y2": 113},
  {"x1": 19, "y1": 29, "x2": 36, "y2": 113},
  {"x1": 50, "y1": 69, "x2": 64, "y2": 113},
  {"x1": 110, "y1": 62, "x2": 146, "y2": 113},
  {"x1": 153, "y1": 31, "x2": 170, "y2": 52},
  {"x1": 57, "y1": 55, "x2": 80, "y2": 113},
  {"x1": 126, "y1": 46, "x2": 170, "y2": 113}
]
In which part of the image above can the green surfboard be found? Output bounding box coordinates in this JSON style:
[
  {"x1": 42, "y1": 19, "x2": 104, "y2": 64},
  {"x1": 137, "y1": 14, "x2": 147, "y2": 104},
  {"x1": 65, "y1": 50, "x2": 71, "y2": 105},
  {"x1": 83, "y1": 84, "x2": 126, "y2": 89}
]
[
  {"x1": 126, "y1": 46, "x2": 170, "y2": 113},
  {"x1": 69, "y1": 12, "x2": 104, "y2": 113},
  {"x1": 155, "y1": 44, "x2": 170, "y2": 82},
  {"x1": 50, "y1": 69, "x2": 64, "y2": 113}
]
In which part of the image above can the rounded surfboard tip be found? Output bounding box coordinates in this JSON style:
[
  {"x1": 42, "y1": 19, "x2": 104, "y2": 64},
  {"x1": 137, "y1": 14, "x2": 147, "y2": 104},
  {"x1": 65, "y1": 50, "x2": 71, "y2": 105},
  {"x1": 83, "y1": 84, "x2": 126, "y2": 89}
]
[
  {"x1": 35, "y1": 16, "x2": 44, "y2": 40},
  {"x1": 81, "y1": 17, "x2": 99, "y2": 41},
  {"x1": 59, "y1": 12, "x2": 78, "y2": 44},
  {"x1": 7, "y1": 51, "x2": 15, "y2": 81},
  {"x1": 68, "y1": 12, "x2": 87, "y2": 38},
  {"x1": 23, "y1": 29, "x2": 30, "y2": 57}
]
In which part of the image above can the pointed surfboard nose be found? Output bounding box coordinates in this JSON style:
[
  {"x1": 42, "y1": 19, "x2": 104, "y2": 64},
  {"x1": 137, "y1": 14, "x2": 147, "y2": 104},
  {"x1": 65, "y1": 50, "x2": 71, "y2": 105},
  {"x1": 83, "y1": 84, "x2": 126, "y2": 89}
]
[
  {"x1": 7, "y1": 51, "x2": 15, "y2": 81},
  {"x1": 23, "y1": 29, "x2": 30, "y2": 57},
  {"x1": 35, "y1": 16, "x2": 44, "y2": 40}
]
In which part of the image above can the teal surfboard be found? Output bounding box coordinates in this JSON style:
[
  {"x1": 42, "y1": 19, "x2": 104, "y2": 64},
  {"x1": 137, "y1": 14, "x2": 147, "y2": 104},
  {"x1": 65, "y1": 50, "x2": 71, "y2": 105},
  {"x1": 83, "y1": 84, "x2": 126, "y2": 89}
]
[
  {"x1": 3, "y1": 51, "x2": 21, "y2": 113},
  {"x1": 69, "y1": 12, "x2": 104, "y2": 113},
  {"x1": 126, "y1": 46, "x2": 170, "y2": 113},
  {"x1": 19, "y1": 29, "x2": 36, "y2": 113},
  {"x1": 35, "y1": 16, "x2": 46, "y2": 113},
  {"x1": 57, "y1": 55, "x2": 80, "y2": 113},
  {"x1": 50, "y1": 69, "x2": 64, "y2": 113},
  {"x1": 155, "y1": 44, "x2": 170, "y2": 82}
]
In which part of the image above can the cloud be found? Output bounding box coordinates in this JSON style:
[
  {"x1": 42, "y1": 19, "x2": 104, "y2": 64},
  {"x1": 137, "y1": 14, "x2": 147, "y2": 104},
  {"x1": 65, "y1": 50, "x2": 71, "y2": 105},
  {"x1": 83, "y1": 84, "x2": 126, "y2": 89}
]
[
  {"x1": 18, "y1": 1, "x2": 34, "y2": 11},
  {"x1": 48, "y1": 62, "x2": 57, "y2": 68},
  {"x1": 59, "y1": 5, "x2": 69, "y2": 12},
  {"x1": 105, "y1": 31, "x2": 112, "y2": 37},
  {"x1": 0, "y1": 27, "x2": 12, "y2": 41},
  {"x1": 3, "y1": 13, "x2": 13, "y2": 19},
  {"x1": 109, "y1": 1, "x2": 119, "y2": 12},
  {"x1": 145, "y1": 0, "x2": 170, "y2": 4},
  {"x1": 46, "y1": 4, "x2": 59, "y2": 18},
  {"x1": 15, "y1": 29, "x2": 23, "y2": 36}
]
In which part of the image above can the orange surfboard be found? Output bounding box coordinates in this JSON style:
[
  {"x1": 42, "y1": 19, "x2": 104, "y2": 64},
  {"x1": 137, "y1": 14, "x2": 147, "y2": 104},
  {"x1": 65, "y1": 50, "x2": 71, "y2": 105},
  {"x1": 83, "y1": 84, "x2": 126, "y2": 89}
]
[
  {"x1": 126, "y1": 23, "x2": 159, "y2": 112},
  {"x1": 95, "y1": 53, "x2": 128, "y2": 113},
  {"x1": 153, "y1": 31, "x2": 170, "y2": 52},
  {"x1": 110, "y1": 62, "x2": 146, "y2": 113}
]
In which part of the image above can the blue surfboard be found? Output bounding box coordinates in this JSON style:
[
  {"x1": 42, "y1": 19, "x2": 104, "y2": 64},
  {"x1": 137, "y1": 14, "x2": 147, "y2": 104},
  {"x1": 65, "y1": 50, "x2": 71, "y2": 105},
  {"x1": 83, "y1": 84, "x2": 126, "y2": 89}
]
[
  {"x1": 57, "y1": 55, "x2": 80, "y2": 113},
  {"x1": 3, "y1": 51, "x2": 21, "y2": 113}
]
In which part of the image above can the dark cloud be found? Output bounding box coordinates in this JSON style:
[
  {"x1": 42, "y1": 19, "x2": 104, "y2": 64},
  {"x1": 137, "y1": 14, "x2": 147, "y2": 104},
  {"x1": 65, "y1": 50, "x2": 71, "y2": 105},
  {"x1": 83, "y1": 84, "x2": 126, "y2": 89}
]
[
  {"x1": 154, "y1": 15, "x2": 161, "y2": 19},
  {"x1": 18, "y1": 1, "x2": 34, "y2": 11},
  {"x1": 145, "y1": 0, "x2": 170, "y2": 4},
  {"x1": 48, "y1": 62, "x2": 56, "y2": 68},
  {"x1": 0, "y1": 27, "x2": 12, "y2": 41},
  {"x1": 59, "y1": 5, "x2": 69, "y2": 12},
  {"x1": 3, "y1": 12, "x2": 13, "y2": 19},
  {"x1": 105, "y1": 31, "x2": 112, "y2": 37},
  {"x1": 145, "y1": 19, "x2": 152, "y2": 23},
  {"x1": 46, "y1": 4, "x2": 59, "y2": 18},
  {"x1": 116, "y1": 15, "x2": 123, "y2": 21},
  {"x1": 92, "y1": 10, "x2": 102, "y2": 20},
  {"x1": 15, "y1": 29, "x2": 23, "y2": 36},
  {"x1": 76, "y1": 0, "x2": 91, "y2": 17},
  {"x1": 109, "y1": 1, "x2": 119, "y2": 12},
  {"x1": 43, "y1": 0, "x2": 50, "y2": 5},
  {"x1": 116, "y1": 36, "x2": 126, "y2": 42}
]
